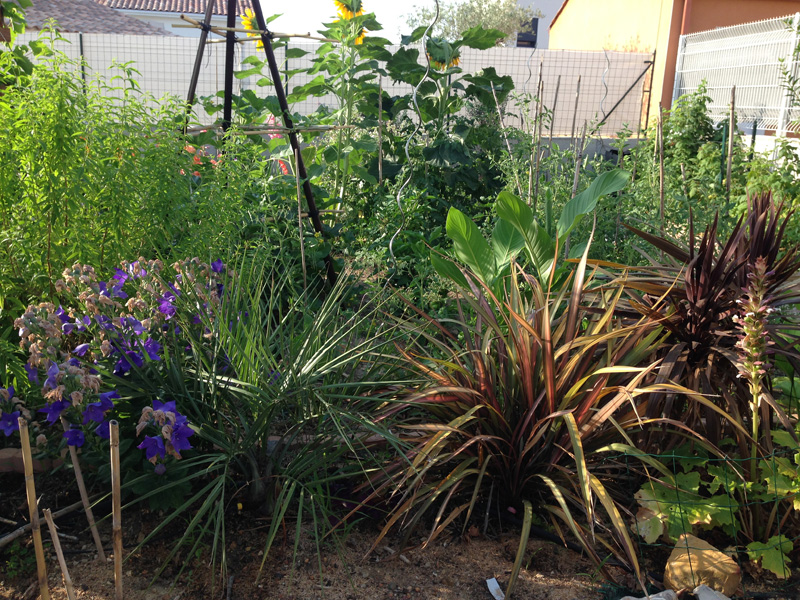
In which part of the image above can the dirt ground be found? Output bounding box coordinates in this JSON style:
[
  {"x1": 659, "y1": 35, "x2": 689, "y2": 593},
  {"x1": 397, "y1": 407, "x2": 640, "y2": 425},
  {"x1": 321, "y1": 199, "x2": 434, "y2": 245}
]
[
  {"x1": 2, "y1": 470, "x2": 798, "y2": 600},
  {"x1": 0, "y1": 469, "x2": 611, "y2": 600}
]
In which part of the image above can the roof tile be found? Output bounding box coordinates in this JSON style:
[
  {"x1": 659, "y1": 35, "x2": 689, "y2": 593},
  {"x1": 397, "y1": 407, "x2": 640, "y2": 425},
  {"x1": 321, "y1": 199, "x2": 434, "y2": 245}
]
[
  {"x1": 26, "y1": 0, "x2": 174, "y2": 34},
  {"x1": 95, "y1": 0, "x2": 253, "y2": 15}
]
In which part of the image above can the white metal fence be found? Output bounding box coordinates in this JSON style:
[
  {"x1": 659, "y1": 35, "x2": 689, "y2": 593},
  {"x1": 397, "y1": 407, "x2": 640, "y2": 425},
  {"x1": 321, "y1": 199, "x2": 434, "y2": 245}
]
[
  {"x1": 672, "y1": 13, "x2": 800, "y2": 135},
  {"x1": 16, "y1": 31, "x2": 651, "y2": 136}
]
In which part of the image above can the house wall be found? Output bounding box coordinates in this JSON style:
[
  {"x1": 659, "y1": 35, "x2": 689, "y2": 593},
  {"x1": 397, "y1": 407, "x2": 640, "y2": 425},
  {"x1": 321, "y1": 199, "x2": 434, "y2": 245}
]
[
  {"x1": 517, "y1": 0, "x2": 565, "y2": 48},
  {"x1": 549, "y1": 0, "x2": 800, "y2": 123}
]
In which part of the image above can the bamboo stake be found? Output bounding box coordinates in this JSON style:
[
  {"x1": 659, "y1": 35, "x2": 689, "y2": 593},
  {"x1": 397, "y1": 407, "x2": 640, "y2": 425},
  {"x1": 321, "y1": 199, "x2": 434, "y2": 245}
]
[
  {"x1": 295, "y1": 149, "x2": 308, "y2": 292},
  {"x1": 726, "y1": 85, "x2": 736, "y2": 201},
  {"x1": 565, "y1": 122, "x2": 588, "y2": 259},
  {"x1": 0, "y1": 500, "x2": 88, "y2": 549},
  {"x1": 178, "y1": 15, "x2": 337, "y2": 42},
  {"x1": 61, "y1": 416, "x2": 105, "y2": 561},
  {"x1": 658, "y1": 103, "x2": 665, "y2": 237},
  {"x1": 19, "y1": 418, "x2": 50, "y2": 600},
  {"x1": 491, "y1": 82, "x2": 523, "y2": 198},
  {"x1": 110, "y1": 420, "x2": 122, "y2": 600},
  {"x1": 533, "y1": 79, "x2": 545, "y2": 212},
  {"x1": 44, "y1": 509, "x2": 76, "y2": 600},
  {"x1": 547, "y1": 74, "x2": 561, "y2": 150},
  {"x1": 378, "y1": 76, "x2": 383, "y2": 185},
  {"x1": 570, "y1": 75, "x2": 582, "y2": 148}
]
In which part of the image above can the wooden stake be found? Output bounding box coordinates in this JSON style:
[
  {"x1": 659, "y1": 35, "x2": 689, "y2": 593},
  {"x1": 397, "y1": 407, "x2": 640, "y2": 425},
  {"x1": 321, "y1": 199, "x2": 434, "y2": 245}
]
[
  {"x1": 61, "y1": 416, "x2": 105, "y2": 561},
  {"x1": 566, "y1": 122, "x2": 587, "y2": 258},
  {"x1": 110, "y1": 420, "x2": 122, "y2": 600},
  {"x1": 295, "y1": 149, "x2": 308, "y2": 292},
  {"x1": 726, "y1": 85, "x2": 736, "y2": 201},
  {"x1": 18, "y1": 418, "x2": 50, "y2": 600},
  {"x1": 378, "y1": 77, "x2": 383, "y2": 185},
  {"x1": 44, "y1": 509, "x2": 76, "y2": 600},
  {"x1": 570, "y1": 75, "x2": 582, "y2": 148},
  {"x1": 658, "y1": 103, "x2": 666, "y2": 237},
  {"x1": 547, "y1": 74, "x2": 561, "y2": 150},
  {"x1": 0, "y1": 500, "x2": 88, "y2": 550},
  {"x1": 533, "y1": 79, "x2": 545, "y2": 212},
  {"x1": 491, "y1": 82, "x2": 523, "y2": 198}
]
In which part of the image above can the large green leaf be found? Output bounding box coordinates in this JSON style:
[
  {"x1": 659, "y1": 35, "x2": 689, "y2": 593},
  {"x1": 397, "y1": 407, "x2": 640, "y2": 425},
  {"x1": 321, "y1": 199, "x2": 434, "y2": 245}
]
[
  {"x1": 446, "y1": 208, "x2": 496, "y2": 285},
  {"x1": 431, "y1": 252, "x2": 470, "y2": 290},
  {"x1": 747, "y1": 536, "x2": 793, "y2": 578},
  {"x1": 491, "y1": 218, "x2": 524, "y2": 271},
  {"x1": 495, "y1": 191, "x2": 555, "y2": 280},
  {"x1": 458, "y1": 26, "x2": 506, "y2": 49},
  {"x1": 557, "y1": 170, "x2": 631, "y2": 238}
]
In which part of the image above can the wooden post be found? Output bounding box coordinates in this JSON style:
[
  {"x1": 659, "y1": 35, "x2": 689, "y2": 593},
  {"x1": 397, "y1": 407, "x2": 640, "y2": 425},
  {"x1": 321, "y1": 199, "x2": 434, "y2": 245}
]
[
  {"x1": 295, "y1": 149, "x2": 308, "y2": 292},
  {"x1": 547, "y1": 74, "x2": 561, "y2": 150},
  {"x1": 570, "y1": 75, "x2": 582, "y2": 149},
  {"x1": 566, "y1": 122, "x2": 588, "y2": 258},
  {"x1": 749, "y1": 119, "x2": 758, "y2": 162},
  {"x1": 658, "y1": 103, "x2": 665, "y2": 236},
  {"x1": 533, "y1": 79, "x2": 545, "y2": 212},
  {"x1": 726, "y1": 85, "x2": 736, "y2": 201},
  {"x1": 61, "y1": 416, "x2": 105, "y2": 561},
  {"x1": 378, "y1": 76, "x2": 383, "y2": 185},
  {"x1": 19, "y1": 418, "x2": 50, "y2": 600},
  {"x1": 110, "y1": 420, "x2": 123, "y2": 600},
  {"x1": 44, "y1": 509, "x2": 76, "y2": 600}
]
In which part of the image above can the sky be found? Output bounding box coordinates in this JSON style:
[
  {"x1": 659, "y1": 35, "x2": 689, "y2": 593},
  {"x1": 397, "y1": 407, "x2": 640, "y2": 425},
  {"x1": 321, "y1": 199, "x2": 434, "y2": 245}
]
[{"x1": 262, "y1": 0, "x2": 437, "y2": 42}]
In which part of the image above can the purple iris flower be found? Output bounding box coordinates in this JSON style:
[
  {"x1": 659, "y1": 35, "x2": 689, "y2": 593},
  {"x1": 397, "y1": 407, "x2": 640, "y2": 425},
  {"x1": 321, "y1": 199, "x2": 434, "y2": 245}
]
[
  {"x1": 211, "y1": 259, "x2": 224, "y2": 273},
  {"x1": 82, "y1": 395, "x2": 114, "y2": 424},
  {"x1": 153, "y1": 399, "x2": 177, "y2": 414},
  {"x1": 0, "y1": 411, "x2": 20, "y2": 436},
  {"x1": 192, "y1": 314, "x2": 202, "y2": 325},
  {"x1": 73, "y1": 343, "x2": 90, "y2": 357},
  {"x1": 171, "y1": 424, "x2": 194, "y2": 454},
  {"x1": 43, "y1": 362, "x2": 60, "y2": 391},
  {"x1": 38, "y1": 400, "x2": 70, "y2": 425},
  {"x1": 99, "y1": 390, "x2": 120, "y2": 403},
  {"x1": 24, "y1": 363, "x2": 39, "y2": 383},
  {"x1": 143, "y1": 338, "x2": 162, "y2": 361},
  {"x1": 96, "y1": 315, "x2": 116, "y2": 332},
  {"x1": 158, "y1": 299, "x2": 176, "y2": 319},
  {"x1": 55, "y1": 305, "x2": 71, "y2": 324},
  {"x1": 63, "y1": 427, "x2": 85, "y2": 447},
  {"x1": 127, "y1": 351, "x2": 144, "y2": 368},
  {"x1": 67, "y1": 358, "x2": 80, "y2": 367},
  {"x1": 154, "y1": 463, "x2": 167, "y2": 475},
  {"x1": 138, "y1": 435, "x2": 165, "y2": 461},
  {"x1": 62, "y1": 323, "x2": 76, "y2": 335},
  {"x1": 94, "y1": 420, "x2": 111, "y2": 439},
  {"x1": 112, "y1": 268, "x2": 128, "y2": 284},
  {"x1": 3, "y1": 385, "x2": 14, "y2": 399},
  {"x1": 111, "y1": 284, "x2": 128, "y2": 300},
  {"x1": 122, "y1": 317, "x2": 144, "y2": 335}
]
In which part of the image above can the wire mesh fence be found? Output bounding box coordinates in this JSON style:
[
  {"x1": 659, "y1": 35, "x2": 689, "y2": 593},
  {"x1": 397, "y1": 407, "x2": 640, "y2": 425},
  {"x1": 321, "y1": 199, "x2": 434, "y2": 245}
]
[
  {"x1": 673, "y1": 12, "x2": 800, "y2": 135},
  {"x1": 15, "y1": 31, "x2": 651, "y2": 137}
]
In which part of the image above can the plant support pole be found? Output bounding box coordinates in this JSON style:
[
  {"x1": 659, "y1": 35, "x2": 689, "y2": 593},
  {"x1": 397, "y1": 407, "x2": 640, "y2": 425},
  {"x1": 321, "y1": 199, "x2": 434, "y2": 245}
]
[
  {"x1": 61, "y1": 416, "x2": 105, "y2": 561},
  {"x1": 184, "y1": 0, "x2": 217, "y2": 132},
  {"x1": 658, "y1": 103, "x2": 665, "y2": 237},
  {"x1": 19, "y1": 418, "x2": 50, "y2": 600},
  {"x1": 251, "y1": 2, "x2": 336, "y2": 285},
  {"x1": 110, "y1": 420, "x2": 123, "y2": 600},
  {"x1": 222, "y1": 0, "x2": 237, "y2": 131},
  {"x1": 45, "y1": 509, "x2": 76, "y2": 600},
  {"x1": 726, "y1": 85, "x2": 736, "y2": 201},
  {"x1": 570, "y1": 75, "x2": 581, "y2": 147}
]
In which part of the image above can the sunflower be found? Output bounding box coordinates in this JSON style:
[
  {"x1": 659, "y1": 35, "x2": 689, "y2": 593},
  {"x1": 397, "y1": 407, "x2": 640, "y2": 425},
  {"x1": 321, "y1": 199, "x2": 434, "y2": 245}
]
[
  {"x1": 425, "y1": 37, "x2": 460, "y2": 70},
  {"x1": 240, "y1": 8, "x2": 263, "y2": 48},
  {"x1": 334, "y1": 0, "x2": 364, "y2": 20}
]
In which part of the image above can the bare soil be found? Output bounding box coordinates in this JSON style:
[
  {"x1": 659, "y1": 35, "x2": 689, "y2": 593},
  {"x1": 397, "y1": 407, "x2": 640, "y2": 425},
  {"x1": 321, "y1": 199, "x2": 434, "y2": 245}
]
[{"x1": 0, "y1": 470, "x2": 607, "y2": 600}]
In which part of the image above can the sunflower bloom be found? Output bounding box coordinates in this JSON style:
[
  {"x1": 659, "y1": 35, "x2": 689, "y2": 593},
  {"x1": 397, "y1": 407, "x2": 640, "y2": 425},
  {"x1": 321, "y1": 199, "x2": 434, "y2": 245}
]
[
  {"x1": 334, "y1": 0, "x2": 364, "y2": 20},
  {"x1": 426, "y1": 37, "x2": 461, "y2": 70},
  {"x1": 241, "y1": 8, "x2": 263, "y2": 49}
]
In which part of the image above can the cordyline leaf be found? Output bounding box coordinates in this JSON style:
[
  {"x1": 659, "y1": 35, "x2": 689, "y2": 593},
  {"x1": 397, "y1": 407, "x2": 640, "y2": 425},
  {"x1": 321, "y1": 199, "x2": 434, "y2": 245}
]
[{"x1": 564, "y1": 413, "x2": 594, "y2": 527}]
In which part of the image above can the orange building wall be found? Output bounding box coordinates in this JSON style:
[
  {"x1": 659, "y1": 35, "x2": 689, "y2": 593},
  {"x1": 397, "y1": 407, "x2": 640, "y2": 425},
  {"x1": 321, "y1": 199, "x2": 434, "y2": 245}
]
[{"x1": 549, "y1": 0, "x2": 800, "y2": 126}]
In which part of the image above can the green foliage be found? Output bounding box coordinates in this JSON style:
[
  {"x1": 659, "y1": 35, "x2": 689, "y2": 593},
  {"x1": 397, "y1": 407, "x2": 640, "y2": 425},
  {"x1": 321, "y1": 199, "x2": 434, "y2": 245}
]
[
  {"x1": 1, "y1": 539, "x2": 37, "y2": 579},
  {"x1": 405, "y1": 0, "x2": 540, "y2": 45},
  {"x1": 747, "y1": 535, "x2": 794, "y2": 578}
]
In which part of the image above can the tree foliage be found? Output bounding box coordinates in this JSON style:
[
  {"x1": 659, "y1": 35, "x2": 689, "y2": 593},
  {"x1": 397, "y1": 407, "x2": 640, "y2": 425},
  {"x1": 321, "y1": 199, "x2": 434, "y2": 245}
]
[{"x1": 405, "y1": 0, "x2": 541, "y2": 44}]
